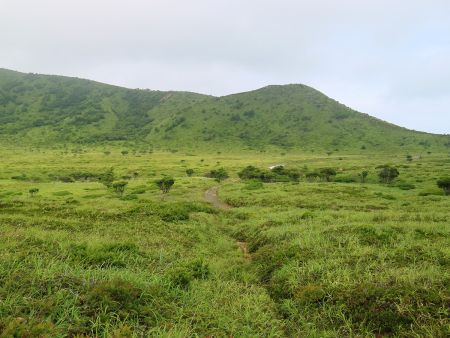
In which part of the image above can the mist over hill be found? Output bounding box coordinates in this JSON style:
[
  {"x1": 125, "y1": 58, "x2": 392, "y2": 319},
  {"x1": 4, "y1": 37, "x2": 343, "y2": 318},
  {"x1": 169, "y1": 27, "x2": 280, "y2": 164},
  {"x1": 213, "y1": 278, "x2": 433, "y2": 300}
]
[{"x1": 1, "y1": 68, "x2": 448, "y2": 152}]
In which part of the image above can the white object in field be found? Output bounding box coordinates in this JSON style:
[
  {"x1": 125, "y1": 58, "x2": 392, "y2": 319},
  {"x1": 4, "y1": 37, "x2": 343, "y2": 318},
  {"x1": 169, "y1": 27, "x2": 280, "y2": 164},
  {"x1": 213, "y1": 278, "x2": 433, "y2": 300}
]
[{"x1": 269, "y1": 164, "x2": 285, "y2": 170}]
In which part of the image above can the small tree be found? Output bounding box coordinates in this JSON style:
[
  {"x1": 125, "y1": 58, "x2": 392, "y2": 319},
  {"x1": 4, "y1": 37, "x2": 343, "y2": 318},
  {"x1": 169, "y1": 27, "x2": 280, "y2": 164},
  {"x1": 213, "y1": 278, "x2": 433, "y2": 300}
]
[
  {"x1": 29, "y1": 188, "x2": 39, "y2": 197},
  {"x1": 100, "y1": 167, "x2": 115, "y2": 188},
  {"x1": 358, "y1": 170, "x2": 369, "y2": 183},
  {"x1": 406, "y1": 154, "x2": 413, "y2": 162},
  {"x1": 437, "y1": 178, "x2": 450, "y2": 195},
  {"x1": 186, "y1": 169, "x2": 194, "y2": 177},
  {"x1": 132, "y1": 171, "x2": 139, "y2": 179},
  {"x1": 207, "y1": 168, "x2": 229, "y2": 182},
  {"x1": 378, "y1": 166, "x2": 399, "y2": 184},
  {"x1": 320, "y1": 168, "x2": 337, "y2": 182},
  {"x1": 156, "y1": 177, "x2": 175, "y2": 194},
  {"x1": 112, "y1": 181, "x2": 128, "y2": 196},
  {"x1": 121, "y1": 150, "x2": 129, "y2": 156}
]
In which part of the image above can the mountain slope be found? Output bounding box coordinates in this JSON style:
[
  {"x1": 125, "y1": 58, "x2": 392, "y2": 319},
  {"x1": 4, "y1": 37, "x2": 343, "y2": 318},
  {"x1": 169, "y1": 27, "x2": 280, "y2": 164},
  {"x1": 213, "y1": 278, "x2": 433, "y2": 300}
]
[{"x1": 0, "y1": 68, "x2": 448, "y2": 152}]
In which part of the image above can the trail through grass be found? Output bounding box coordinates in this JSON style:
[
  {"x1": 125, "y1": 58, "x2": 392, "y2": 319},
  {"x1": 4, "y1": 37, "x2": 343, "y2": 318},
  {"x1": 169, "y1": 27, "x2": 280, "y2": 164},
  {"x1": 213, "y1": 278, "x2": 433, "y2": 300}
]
[{"x1": 0, "y1": 147, "x2": 448, "y2": 336}]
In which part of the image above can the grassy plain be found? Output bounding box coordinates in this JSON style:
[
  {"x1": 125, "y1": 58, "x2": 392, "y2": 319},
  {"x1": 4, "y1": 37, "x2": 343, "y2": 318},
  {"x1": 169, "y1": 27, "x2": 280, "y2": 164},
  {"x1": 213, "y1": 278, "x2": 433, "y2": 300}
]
[{"x1": 0, "y1": 147, "x2": 448, "y2": 337}]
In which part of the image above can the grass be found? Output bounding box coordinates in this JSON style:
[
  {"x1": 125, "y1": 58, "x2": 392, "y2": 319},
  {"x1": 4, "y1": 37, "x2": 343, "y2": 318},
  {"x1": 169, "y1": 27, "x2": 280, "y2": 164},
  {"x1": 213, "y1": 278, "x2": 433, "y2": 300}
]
[{"x1": 0, "y1": 146, "x2": 449, "y2": 336}]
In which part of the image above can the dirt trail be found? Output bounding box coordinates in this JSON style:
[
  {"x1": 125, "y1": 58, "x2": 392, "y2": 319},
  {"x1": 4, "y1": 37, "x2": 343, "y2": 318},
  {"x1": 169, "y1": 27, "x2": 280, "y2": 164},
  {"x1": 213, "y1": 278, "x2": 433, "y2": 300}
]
[
  {"x1": 204, "y1": 187, "x2": 232, "y2": 210},
  {"x1": 204, "y1": 187, "x2": 250, "y2": 260}
]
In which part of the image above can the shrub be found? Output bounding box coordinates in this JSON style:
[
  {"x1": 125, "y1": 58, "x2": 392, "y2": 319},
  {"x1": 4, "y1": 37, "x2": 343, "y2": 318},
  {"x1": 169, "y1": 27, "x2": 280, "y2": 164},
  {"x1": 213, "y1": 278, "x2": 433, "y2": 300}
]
[
  {"x1": 155, "y1": 177, "x2": 175, "y2": 193},
  {"x1": 29, "y1": 188, "x2": 39, "y2": 197},
  {"x1": 358, "y1": 170, "x2": 369, "y2": 183},
  {"x1": 112, "y1": 181, "x2": 128, "y2": 196},
  {"x1": 238, "y1": 165, "x2": 300, "y2": 183},
  {"x1": 319, "y1": 168, "x2": 337, "y2": 182},
  {"x1": 11, "y1": 173, "x2": 28, "y2": 181},
  {"x1": 378, "y1": 166, "x2": 399, "y2": 184},
  {"x1": 99, "y1": 167, "x2": 115, "y2": 188},
  {"x1": 206, "y1": 168, "x2": 229, "y2": 182},
  {"x1": 437, "y1": 178, "x2": 450, "y2": 195},
  {"x1": 186, "y1": 168, "x2": 194, "y2": 177}
]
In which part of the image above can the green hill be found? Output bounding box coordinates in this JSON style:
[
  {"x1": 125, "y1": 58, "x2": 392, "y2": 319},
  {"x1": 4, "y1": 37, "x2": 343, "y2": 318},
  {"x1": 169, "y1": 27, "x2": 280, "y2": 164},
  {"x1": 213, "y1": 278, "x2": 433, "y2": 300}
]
[{"x1": 0, "y1": 68, "x2": 448, "y2": 152}]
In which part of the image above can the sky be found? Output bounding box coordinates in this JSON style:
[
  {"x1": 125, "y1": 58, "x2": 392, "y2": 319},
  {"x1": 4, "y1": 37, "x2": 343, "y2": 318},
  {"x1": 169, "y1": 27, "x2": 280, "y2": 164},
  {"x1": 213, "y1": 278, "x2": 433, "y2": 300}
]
[{"x1": 1, "y1": 0, "x2": 449, "y2": 134}]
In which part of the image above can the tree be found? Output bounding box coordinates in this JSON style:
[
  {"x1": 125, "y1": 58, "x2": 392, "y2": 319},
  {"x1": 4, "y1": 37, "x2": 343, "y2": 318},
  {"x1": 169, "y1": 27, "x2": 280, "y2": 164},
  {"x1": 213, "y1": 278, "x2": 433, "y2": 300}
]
[
  {"x1": 112, "y1": 181, "x2": 128, "y2": 196},
  {"x1": 186, "y1": 169, "x2": 194, "y2": 177},
  {"x1": 378, "y1": 166, "x2": 399, "y2": 184},
  {"x1": 320, "y1": 168, "x2": 337, "y2": 182},
  {"x1": 437, "y1": 178, "x2": 450, "y2": 195},
  {"x1": 358, "y1": 170, "x2": 369, "y2": 183},
  {"x1": 156, "y1": 177, "x2": 175, "y2": 194},
  {"x1": 121, "y1": 150, "x2": 129, "y2": 156},
  {"x1": 100, "y1": 167, "x2": 115, "y2": 188},
  {"x1": 29, "y1": 188, "x2": 39, "y2": 197},
  {"x1": 207, "y1": 168, "x2": 229, "y2": 182},
  {"x1": 406, "y1": 154, "x2": 413, "y2": 162}
]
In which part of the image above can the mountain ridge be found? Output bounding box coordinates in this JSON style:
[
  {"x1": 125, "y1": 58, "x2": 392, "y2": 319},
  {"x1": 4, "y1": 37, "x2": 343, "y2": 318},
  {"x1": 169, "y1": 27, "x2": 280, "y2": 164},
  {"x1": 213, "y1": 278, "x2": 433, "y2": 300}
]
[{"x1": 0, "y1": 68, "x2": 448, "y2": 152}]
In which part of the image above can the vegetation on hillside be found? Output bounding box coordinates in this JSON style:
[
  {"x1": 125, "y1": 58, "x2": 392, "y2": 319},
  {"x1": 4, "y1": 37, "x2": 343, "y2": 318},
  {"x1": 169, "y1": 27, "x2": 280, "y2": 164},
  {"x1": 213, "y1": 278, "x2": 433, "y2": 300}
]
[{"x1": 1, "y1": 68, "x2": 449, "y2": 152}]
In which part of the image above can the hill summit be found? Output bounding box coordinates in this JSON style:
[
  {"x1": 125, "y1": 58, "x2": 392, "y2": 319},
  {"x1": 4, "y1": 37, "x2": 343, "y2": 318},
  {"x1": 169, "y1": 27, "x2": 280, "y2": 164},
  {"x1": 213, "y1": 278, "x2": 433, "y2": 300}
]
[{"x1": 0, "y1": 68, "x2": 448, "y2": 152}]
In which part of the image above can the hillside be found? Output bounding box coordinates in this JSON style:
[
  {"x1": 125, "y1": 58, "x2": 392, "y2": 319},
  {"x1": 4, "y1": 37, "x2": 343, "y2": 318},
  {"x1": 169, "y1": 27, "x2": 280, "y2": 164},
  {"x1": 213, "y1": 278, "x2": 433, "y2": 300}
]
[{"x1": 0, "y1": 68, "x2": 448, "y2": 152}]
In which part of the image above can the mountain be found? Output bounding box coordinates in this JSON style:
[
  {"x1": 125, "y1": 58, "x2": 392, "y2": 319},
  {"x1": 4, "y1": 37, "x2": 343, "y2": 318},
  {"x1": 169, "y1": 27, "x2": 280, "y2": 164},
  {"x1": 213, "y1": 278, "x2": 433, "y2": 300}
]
[{"x1": 0, "y1": 68, "x2": 448, "y2": 152}]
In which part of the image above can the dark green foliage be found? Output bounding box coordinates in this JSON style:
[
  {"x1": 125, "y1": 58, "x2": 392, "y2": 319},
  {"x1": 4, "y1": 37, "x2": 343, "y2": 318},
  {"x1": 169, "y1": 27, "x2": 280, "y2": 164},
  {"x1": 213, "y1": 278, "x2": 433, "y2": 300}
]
[
  {"x1": 11, "y1": 173, "x2": 28, "y2": 181},
  {"x1": 358, "y1": 170, "x2": 369, "y2": 183},
  {"x1": 82, "y1": 279, "x2": 174, "y2": 325},
  {"x1": 155, "y1": 177, "x2": 175, "y2": 193},
  {"x1": 319, "y1": 168, "x2": 337, "y2": 182},
  {"x1": 186, "y1": 168, "x2": 194, "y2": 177},
  {"x1": 437, "y1": 178, "x2": 450, "y2": 195},
  {"x1": 99, "y1": 167, "x2": 115, "y2": 188},
  {"x1": 112, "y1": 181, "x2": 128, "y2": 196},
  {"x1": 206, "y1": 168, "x2": 229, "y2": 182},
  {"x1": 332, "y1": 283, "x2": 414, "y2": 335},
  {"x1": 378, "y1": 166, "x2": 400, "y2": 184},
  {"x1": 238, "y1": 165, "x2": 300, "y2": 182},
  {"x1": 28, "y1": 188, "x2": 39, "y2": 196},
  {"x1": 168, "y1": 259, "x2": 210, "y2": 289}
]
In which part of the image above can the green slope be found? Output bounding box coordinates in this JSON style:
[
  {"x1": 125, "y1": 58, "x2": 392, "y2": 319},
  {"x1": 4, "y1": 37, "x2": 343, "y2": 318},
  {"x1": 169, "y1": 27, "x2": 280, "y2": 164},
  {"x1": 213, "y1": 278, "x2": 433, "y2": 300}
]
[{"x1": 0, "y1": 68, "x2": 448, "y2": 152}]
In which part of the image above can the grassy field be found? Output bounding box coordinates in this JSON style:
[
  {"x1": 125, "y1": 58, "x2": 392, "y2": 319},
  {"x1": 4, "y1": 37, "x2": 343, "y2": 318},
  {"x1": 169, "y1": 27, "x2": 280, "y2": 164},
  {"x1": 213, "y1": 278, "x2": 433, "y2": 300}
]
[{"x1": 0, "y1": 147, "x2": 449, "y2": 337}]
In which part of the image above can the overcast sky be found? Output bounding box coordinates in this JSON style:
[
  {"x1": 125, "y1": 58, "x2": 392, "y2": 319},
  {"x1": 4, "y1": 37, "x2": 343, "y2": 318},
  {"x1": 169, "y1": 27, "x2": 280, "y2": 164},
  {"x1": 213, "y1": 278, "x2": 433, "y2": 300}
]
[{"x1": 1, "y1": 0, "x2": 449, "y2": 134}]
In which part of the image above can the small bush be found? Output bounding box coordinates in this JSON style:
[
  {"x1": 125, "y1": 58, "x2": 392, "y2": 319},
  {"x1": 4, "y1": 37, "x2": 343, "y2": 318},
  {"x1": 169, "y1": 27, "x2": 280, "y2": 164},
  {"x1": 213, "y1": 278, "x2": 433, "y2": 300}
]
[{"x1": 206, "y1": 168, "x2": 229, "y2": 182}]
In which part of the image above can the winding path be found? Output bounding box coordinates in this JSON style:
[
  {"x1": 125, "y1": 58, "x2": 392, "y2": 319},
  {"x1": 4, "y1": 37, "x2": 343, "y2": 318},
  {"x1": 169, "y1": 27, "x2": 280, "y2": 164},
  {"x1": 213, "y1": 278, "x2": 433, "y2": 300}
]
[
  {"x1": 204, "y1": 186, "x2": 232, "y2": 210},
  {"x1": 204, "y1": 186, "x2": 250, "y2": 260}
]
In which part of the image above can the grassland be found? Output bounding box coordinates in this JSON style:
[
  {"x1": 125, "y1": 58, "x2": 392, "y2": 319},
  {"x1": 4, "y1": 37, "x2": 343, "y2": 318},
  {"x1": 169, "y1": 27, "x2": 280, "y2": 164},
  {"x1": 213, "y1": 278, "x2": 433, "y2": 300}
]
[{"x1": 0, "y1": 146, "x2": 448, "y2": 337}]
